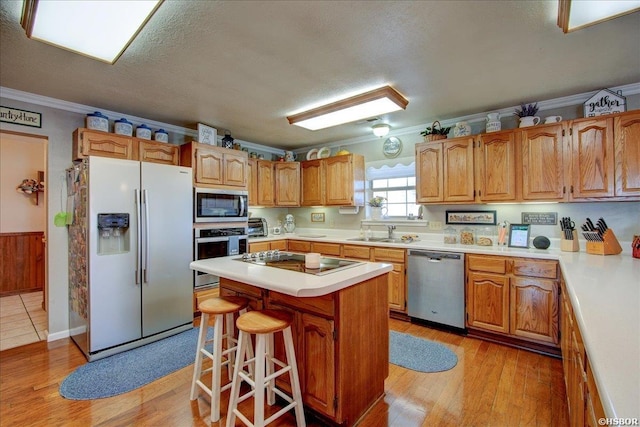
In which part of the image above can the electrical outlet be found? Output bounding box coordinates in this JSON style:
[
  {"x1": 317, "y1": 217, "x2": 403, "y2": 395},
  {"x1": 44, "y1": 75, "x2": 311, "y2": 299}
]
[
  {"x1": 429, "y1": 221, "x2": 443, "y2": 230},
  {"x1": 329, "y1": 219, "x2": 335, "y2": 228}
]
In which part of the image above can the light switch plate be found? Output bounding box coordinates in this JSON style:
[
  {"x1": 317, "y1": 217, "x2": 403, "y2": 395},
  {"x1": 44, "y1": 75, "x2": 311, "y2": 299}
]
[{"x1": 429, "y1": 221, "x2": 443, "y2": 230}]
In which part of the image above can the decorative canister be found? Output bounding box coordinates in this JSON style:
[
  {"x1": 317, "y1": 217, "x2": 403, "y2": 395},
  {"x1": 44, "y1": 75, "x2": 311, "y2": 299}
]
[
  {"x1": 154, "y1": 129, "x2": 169, "y2": 142},
  {"x1": 86, "y1": 111, "x2": 109, "y2": 132},
  {"x1": 476, "y1": 226, "x2": 495, "y2": 246},
  {"x1": 453, "y1": 121, "x2": 471, "y2": 137},
  {"x1": 519, "y1": 116, "x2": 541, "y2": 128},
  {"x1": 486, "y1": 112, "x2": 501, "y2": 132},
  {"x1": 136, "y1": 124, "x2": 152, "y2": 140},
  {"x1": 114, "y1": 118, "x2": 133, "y2": 136},
  {"x1": 444, "y1": 226, "x2": 457, "y2": 244},
  {"x1": 460, "y1": 227, "x2": 475, "y2": 245}
]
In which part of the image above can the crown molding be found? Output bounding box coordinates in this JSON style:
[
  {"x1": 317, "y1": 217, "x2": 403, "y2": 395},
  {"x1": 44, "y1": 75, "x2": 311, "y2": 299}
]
[
  {"x1": 0, "y1": 86, "x2": 284, "y2": 155},
  {"x1": 294, "y1": 82, "x2": 640, "y2": 153}
]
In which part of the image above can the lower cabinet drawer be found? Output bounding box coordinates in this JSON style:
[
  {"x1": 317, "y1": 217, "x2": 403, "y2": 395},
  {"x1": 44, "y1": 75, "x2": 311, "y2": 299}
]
[{"x1": 342, "y1": 244, "x2": 371, "y2": 260}]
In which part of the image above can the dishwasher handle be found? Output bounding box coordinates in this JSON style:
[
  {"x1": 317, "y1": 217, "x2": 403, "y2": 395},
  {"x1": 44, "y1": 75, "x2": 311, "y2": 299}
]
[{"x1": 408, "y1": 250, "x2": 462, "y2": 261}]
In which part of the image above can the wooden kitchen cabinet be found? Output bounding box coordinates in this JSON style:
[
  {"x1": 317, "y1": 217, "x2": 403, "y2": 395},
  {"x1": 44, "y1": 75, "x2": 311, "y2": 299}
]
[
  {"x1": 0, "y1": 232, "x2": 45, "y2": 296},
  {"x1": 519, "y1": 123, "x2": 567, "y2": 201},
  {"x1": 476, "y1": 130, "x2": 517, "y2": 201},
  {"x1": 275, "y1": 162, "x2": 301, "y2": 206},
  {"x1": 248, "y1": 239, "x2": 287, "y2": 252},
  {"x1": 249, "y1": 160, "x2": 300, "y2": 207},
  {"x1": 179, "y1": 141, "x2": 248, "y2": 189},
  {"x1": 193, "y1": 287, "x2": 219, "y2": 314},
  {"x1": 221, "y1": 272, "x2": 388, "y2": 426},
  {"x1": 287, "y1": 240, "x2": 312, "y2": 253},
  {"x1": 560, "y1": 274, "x2": 606, "y2": 427},
  {"x1": 372, "y1": 247, "x2": 407, "y2": 312},
  {"x1": 570, "y1": 117, "x2": 615, "y2": 199},
  {"x1": 301, "y1": 159, "x2": 324, "y2": 206},
  {"x1": 73, "y1": 128, "x2": 135, "y2": 161},
  {"x1": 247, "y1": 159, "x2": 258, "y2": 206},
  {"x1": 138, "y1": 139, "x2": 179, "y2": 165},
  {"x1": 466, "y1": 254, "x2": 559, "y2": 350},
  {"x1": 614, "y1": 110, "x2": 640, "y2": 197},
  {"x1": 323, "y1": 154, "x2": 365, "y2": 206},
  {"x1": 416, "y1": 137, "x2": 475, "y2": 203}
]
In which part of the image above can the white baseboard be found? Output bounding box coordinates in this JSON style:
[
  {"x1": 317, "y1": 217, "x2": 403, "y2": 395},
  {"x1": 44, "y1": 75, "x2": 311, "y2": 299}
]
[{"x1": 47, "y1": 329, "x2": 70, "y2": 342}]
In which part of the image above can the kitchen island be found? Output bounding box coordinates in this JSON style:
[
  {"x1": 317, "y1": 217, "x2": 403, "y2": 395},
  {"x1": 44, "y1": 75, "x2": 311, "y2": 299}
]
[{"x1": 190, "y1": 255, "x2": 393, "y2": 427}]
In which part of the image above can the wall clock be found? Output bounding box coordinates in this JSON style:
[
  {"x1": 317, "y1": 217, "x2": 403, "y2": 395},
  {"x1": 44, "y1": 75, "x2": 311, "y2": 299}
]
[{"x1": 382, "y1": 137, "x2": 402, "y2": 158}]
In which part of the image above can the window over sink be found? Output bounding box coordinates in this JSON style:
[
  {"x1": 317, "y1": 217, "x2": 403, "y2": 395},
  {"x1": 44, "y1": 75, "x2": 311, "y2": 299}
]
[{"x1": 366, "y1": 160, "x2": 419, "y2": 219}]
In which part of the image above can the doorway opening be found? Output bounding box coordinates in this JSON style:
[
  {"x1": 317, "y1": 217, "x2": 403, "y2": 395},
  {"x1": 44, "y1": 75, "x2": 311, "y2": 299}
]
[{"x1": 0, "y1": 130, "x2": 48, "y2": 351}]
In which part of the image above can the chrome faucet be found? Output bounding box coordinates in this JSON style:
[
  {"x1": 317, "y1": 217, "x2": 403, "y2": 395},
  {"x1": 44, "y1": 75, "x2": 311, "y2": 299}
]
[{"x1": 387, "y1": 225, "x2": 396, "y2": 239}]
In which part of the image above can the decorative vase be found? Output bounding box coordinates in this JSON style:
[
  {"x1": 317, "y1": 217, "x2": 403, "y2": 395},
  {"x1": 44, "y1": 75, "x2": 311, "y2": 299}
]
[
  {"x1": 453, "y1": 121, "x2": 471, "y2": 137},
  {"x1": 486, "y1": 113, "x2": 501, "y2": 132},
  {"x1": 519, "y1": 116, "x2": 541, "y2": 128}
]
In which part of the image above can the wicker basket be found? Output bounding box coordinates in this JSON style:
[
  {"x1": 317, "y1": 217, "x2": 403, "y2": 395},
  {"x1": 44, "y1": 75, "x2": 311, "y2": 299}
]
[{"x1": 422, "y1": 121, "x2": 448, "y2": 142}]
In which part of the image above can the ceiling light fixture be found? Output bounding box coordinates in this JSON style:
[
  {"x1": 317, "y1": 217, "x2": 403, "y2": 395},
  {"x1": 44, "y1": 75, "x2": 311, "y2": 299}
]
[
  {"x1": 287, "y1": 86, "x2": 408, "y2": 131},
  {"x1": 21, "y1": 0, "x2": 163, "y2": 64},
  {"x1": 372, "y1": 123, "x2": 390, "y2": 137},
  {"x1": 557, "y1": 0, "x2": 640, "y2": 33}
]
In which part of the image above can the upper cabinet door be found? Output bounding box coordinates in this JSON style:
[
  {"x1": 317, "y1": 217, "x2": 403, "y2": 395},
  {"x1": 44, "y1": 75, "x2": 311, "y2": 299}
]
[
  {"x1": 416, "y1": 142, "x2": 444, "y2": 203},
  {"x1": 570, "y1": 117, "x2": 615, "y2": 199},
  {"x1": 275, "y1": 162, "x2": 300, "y2": 206},
  {"x1": 256, "y1": 160, "x2": 275, "y2": 206},
  {"x1": 301, "y1": 159, "x2": 324, "y2": 206},
  {"x1": 195, "y1": 147, "x2": 224, "y2": 186},
  {"x1": 223, "y1": 152, "x2": 248, "y2": 187},
  {"x1": 477, "y1": 132, "x2": 516, "y2": 202},
  {"x1": 248, "y1": 159, "x2": 258, "y2": 206},
  {"x1": 614, "y1": 111, "x2": 640, "y2": 197},
  {"x1": 443, "y1": 138, "x2": 475, "y2": 202},
  {"x1": 324, "y1": 156, "x2": 353, "y2": 205},
  {"x1": 520, "y1": 124, "x2": 566, "y2": 201}
]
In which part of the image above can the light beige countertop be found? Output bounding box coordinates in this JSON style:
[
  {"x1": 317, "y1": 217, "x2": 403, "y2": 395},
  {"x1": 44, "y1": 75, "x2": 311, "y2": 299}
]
[
  {"x1": 190, "y1": 256, "x2": 392, "y2": 298},
  {"x1": 246, "y1": 229, "x2": 639, "y2": 418}
]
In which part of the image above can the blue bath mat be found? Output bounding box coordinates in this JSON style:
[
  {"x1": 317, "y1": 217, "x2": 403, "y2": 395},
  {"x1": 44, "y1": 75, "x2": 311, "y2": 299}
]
[
  {"x1": 60, "y1": 327, "x2": 212, "y2": 400},
  {"x1": 389, "y1": 331, "x2": 458, "y2": 372}
]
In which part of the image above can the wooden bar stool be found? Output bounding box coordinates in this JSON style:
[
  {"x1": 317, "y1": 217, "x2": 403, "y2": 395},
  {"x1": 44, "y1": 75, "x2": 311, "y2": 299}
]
[
  {"x1": 190, "y1": 296, "x2": 252, "y2": 422},
  {"x1": 226, "y1": 309, "x2": 305, "y2": 427}
]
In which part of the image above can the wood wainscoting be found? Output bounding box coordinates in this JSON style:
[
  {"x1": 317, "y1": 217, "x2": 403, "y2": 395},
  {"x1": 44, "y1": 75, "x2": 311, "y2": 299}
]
[{"x1": 0, "y1": 232, "x2": 45, "y2": 297}]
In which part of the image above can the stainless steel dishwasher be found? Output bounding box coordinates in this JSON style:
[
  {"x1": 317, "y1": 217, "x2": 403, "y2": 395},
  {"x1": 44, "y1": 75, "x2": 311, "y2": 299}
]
[{"x1": 407, "y1": 250, "x2": 465, "y2": 329}]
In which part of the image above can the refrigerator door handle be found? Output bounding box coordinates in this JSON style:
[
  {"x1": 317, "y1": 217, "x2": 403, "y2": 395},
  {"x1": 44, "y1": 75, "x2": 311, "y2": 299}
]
[
  {"x1": 135, "y1": 189, "x2": 141, "y2": 284},
  {"x1": 143, "y1": 189, "x2": 150, "y2": 283}
]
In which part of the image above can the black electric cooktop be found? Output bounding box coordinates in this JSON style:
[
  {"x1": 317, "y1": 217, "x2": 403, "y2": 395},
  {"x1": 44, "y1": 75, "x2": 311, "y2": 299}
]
[{"x1": 236, "y1": 251, "x2": 362, "y2": 275}]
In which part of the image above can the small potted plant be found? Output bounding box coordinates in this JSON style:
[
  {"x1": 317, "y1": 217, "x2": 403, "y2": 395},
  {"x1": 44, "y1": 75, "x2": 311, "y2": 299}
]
[
  {"x1": 515, "y1": 103, "x2": 540, "y2": 127},
  {"x1": 420, "y1": 121, "x2": 451, "y2": 142}
]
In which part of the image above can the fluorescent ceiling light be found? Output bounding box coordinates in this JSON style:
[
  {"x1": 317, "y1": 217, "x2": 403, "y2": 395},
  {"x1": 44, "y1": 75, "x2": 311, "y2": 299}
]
[
  {"x1": 21, "y1": 0, "x2": 162, "y2": 64},
  {"x1": 287, "y1": 86, "x2": 408, "y2": 131},
  {"x1": 558, "y1": 0, "x2": 640, "y2": 33}
]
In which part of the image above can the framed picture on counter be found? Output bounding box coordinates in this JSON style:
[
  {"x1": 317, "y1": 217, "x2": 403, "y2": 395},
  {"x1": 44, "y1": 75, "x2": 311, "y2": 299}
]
[
  {"x1": 508, "y1": 224, "x2": 530, "y2": 248},
  {"x1": 446, "y1": 210, "x2": 496, "y2": 225},
  {"x1": 311, "y1": 212, "x2": 325, "y2": 223}
]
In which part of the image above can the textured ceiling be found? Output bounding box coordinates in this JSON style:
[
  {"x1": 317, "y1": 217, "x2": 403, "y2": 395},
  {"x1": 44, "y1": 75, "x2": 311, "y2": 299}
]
[{"x1": 1, "y1": 1, "x2": 639, "y2": 149}]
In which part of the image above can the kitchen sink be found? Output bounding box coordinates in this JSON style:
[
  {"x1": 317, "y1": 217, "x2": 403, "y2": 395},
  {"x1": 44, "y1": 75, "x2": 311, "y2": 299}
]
[{"x1": 346, "y1": 237, "x2": 410, "y2": 244}]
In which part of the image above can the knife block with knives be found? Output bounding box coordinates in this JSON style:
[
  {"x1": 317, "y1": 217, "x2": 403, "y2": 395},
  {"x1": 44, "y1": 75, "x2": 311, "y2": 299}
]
[
  {"x1": 560, "y1": 216, "x2": 579, "y2": 252},
  {"x1": 582, "y1": 217, "x2": 622, "y2": 255},
  {"x1": 561, "y1": 230, "x2": 580, "y2": 252}
]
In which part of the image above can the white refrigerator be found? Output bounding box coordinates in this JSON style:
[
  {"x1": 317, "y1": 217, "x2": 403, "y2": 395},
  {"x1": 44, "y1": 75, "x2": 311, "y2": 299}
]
[{"x1": 68, "y1": 156, "x2": 193, "y2": 361}]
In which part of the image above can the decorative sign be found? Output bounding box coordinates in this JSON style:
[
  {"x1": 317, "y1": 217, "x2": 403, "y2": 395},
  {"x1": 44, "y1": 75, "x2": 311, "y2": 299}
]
[
  {"x1": 583, "y1": 89, "x2": 626, "y2": 117},
  {"x1": 522, "y1": 212, "x2": 557, "y2": 225},
  {"x1": 0, "y1": 106, "x2": 42, "y2": 128},
  {"x1": 197, "y1": 123, "x2": 217, "y2": 145}
]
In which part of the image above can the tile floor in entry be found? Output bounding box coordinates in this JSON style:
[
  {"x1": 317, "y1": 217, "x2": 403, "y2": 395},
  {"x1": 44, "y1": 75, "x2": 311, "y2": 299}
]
[{"x1": 0, "y1": 291, "x2": 46, "y2": 351}]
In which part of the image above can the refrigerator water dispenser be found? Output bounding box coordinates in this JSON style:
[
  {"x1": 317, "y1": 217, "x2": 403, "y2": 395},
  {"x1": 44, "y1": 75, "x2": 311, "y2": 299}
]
[{"x1": 97, "y1": 213, "x2": 130, "y2": 255}]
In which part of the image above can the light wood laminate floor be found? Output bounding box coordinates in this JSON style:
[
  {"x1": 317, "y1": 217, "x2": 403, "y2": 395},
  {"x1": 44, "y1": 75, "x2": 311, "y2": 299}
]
[{"x1": 0, "y1": 318, "x2": 569, "y2": 426}]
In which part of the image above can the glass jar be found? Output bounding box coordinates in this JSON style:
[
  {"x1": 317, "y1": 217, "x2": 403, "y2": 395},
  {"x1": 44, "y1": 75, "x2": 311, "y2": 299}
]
[
  {"x1": 476, "y1": 226, "x2": 495, "y2": 246},
  {"x1": 444, "y1": 226, "x2": 457, "y2": 244},
  {"x1": 460, "y1": 227, "x2": 475, "y2": 245}
]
